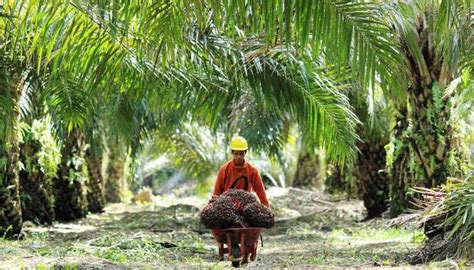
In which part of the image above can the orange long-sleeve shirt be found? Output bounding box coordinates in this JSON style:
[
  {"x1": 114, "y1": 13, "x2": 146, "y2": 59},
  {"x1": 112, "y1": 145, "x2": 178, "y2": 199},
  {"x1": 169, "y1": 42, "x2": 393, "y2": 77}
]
[{"x1": 213, "y1": 160, "x2": 269, "y2": 207}]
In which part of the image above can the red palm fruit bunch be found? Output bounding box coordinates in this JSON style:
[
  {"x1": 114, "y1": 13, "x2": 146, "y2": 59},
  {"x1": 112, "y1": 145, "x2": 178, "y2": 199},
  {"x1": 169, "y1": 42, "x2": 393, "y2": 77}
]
[
  {"x1": 243, "y1": 202, "x2": 275, "y2": 228},
  {"x1": 200, "y1": 190, "x2": 274, "y2": 229},
  {"x1": 200, "y1": 195, "x2": 242, "y2": 229},
  {"x1": 221, "y1": 189, "x2": 257, "y2": 213}
]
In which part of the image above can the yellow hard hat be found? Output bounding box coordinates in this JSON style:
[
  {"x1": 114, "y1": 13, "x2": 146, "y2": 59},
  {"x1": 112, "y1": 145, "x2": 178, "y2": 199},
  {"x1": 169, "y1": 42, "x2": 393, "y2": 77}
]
[{"x1": 230, "y1": 136, "x2": 248, "y2": 151}]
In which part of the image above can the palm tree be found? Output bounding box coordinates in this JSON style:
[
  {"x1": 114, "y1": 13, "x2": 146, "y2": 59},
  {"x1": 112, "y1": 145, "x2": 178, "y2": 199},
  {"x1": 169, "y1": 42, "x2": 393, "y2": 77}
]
[
  {"x1": 123, "y1": 17, "x2": 361, "y2": 191},
  {"x1": 0, "y1": 139, "x2": 22, "y2": 237},
  {"x1": 293, "y1": 150, "x2": 325, "y2": 189},
  {"x1": 209, "y1": 0, "x2": 472, "y2": 216},
  {"x1": 52, "y1": 128, "x2": 89, "y2": 221},
  {"x1": 104, "y1": 137, "x2": 129, "y2": 203},
  {"x1": 18, "y1": 119, "x2": 59, "y2": 225},
  {"x1": 1, "y1": 0, "x2": 211, "y2": 216},
  {"x1": 384, "y1": 1, "x2": 472, "y2": 216},
  {"x1": 13, "y1": 61, "x2": 59, "y2": 224},
  {"x1": 126, "y1": 19, "x2": 360, "y2": 189},
  {"x1": 84, "y1": 132, "x2": 106, "y2": 213},
  {"x1": 187, "y1": 33, "x2": 360, "y2": 189},
  {"x1": 322, "y1": 92, "x2": 391, "y2": 219},
  {"x1": 0, "y1": 0, "x2": 171, "y2": 228},
  {"x1": 0, "y1": 18, "x2": 26, "y2": 236},
  {"x1": 0, "y1": 0, "x2": 384, "y2": 235},
  {"x1": 352, "y1": 94, "x2": 391, "y2": 219}
]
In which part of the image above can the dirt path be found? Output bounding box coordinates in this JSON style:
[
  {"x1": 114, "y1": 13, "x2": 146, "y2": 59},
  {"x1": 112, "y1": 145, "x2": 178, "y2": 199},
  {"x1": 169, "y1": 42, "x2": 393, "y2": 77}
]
[{"x1": 0, "y1": 187, "x2": 460, "y2": 269}]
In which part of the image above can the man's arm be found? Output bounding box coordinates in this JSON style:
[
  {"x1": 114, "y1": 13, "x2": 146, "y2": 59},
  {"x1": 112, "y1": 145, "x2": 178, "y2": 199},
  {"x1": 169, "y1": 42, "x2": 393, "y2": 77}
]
[
  {"x1": 253, "y1": 171, "x2": 269, "y2": 207},
  {"x1": 212, "y1": 165, "x2": 227, "y2": 196}
]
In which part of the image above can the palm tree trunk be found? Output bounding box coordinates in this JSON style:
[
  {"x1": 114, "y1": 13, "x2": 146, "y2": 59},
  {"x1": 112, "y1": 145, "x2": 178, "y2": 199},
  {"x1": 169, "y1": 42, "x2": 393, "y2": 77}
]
[
  {"x1": 292, "y1": 153, "x2": 323, "y2": 189},
  {"x1": 53, "y1": 129, "x2": 89, "y2": 221},
  {"x1": 388, "y1": 103, "x2": 411, "y2": 217},
  {"x1": 324, "y1": 164, "x2": 355, "y2": 195},
  {"x1": 19, "y1": 138, "x2": 55, "y2": 224},
  {"x1": 355, "y1": 138, "x2": 389, "y2": 219},
  {"x1": 388, "y1": 16, "x2": 464, "y2": 217},
  {"x1": 389, "y1": 90, "x2": 459, "y2": 217},
  {"x1": 85, "y1": 148, "x2": 105, "y2": 212},
  {"x1": 0, "y1": 141, "x2": 23, "y2": 237},
  {"x1": 0, "y1": 78, "x2": 23, "y2": 237},
  {"x1": 105, "y1": 155, "x2": 126, "y2": 203},
  {"x1": 104, "y1": 138, "x2": 130, "y2": 203},
  {"x1": 388, "y1": 107, "x2": 412, "y2": 217},
  {"x1": 406, "y1": 88, "x2": 457, "y2": 186}
]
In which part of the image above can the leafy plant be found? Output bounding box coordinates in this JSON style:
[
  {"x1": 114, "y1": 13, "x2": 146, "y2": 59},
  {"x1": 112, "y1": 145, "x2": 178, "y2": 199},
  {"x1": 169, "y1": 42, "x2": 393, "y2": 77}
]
[{"x1": 413, "y1": 172, "x2": 474, "y2": 259}]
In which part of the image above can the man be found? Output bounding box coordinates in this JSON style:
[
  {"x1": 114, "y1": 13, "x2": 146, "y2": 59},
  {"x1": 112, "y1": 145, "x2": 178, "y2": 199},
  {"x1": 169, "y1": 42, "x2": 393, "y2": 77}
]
[
  {"x1": 213, "y1": 136, "x2": 269, "y2": 207},
  {"x1": 212, "y1": 136, "x2": 269, "y2": 262}
]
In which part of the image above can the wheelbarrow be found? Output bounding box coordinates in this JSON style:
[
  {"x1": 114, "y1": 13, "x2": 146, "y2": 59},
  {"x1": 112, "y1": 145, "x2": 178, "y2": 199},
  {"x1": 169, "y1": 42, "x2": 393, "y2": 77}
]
[{"x1": 211, "y1": 227, "x2": 264, "y2": 267}]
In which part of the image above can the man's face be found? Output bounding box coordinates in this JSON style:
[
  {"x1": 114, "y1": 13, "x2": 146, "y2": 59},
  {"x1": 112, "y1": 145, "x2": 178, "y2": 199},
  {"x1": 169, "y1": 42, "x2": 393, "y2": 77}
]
[{"x1": 232, "y1": 150, "x2": 247, "y2": 166}]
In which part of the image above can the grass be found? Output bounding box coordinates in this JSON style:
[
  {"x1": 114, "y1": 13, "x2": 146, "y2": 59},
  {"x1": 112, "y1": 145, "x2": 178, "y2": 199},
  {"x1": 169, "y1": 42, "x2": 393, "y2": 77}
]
[
  {"x1": 285, "y1": 222, "x2": 319, "y2": 238},
  {"x1": 328, "y1": 227, "x2": 426, "y2": 244},
  {"x1": 0, "y1": 190, "x2": 471, "y2": 268},
  {"x1": 305, "y1": 255, "x2": 326, "y2": 264},
  {"x1": 0, "y1": 223, "x2": 427, "y2": 268}
]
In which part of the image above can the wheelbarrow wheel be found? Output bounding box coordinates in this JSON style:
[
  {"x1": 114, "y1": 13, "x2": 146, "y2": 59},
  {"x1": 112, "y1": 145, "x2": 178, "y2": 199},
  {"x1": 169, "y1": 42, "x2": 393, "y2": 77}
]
[{"x1": 232, "y1": 261, "x2": 240, "y2": 268}]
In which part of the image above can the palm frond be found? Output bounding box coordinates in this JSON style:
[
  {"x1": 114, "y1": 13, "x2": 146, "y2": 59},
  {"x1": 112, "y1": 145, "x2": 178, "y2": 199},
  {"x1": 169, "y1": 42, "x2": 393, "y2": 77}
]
[
  {"x1": 433, "y1": 0, "x2": 473, "y2": 77},
  {"x1": 44, "y1": 76, "x2": 93, "y2": 136},
  {"x1": 451, "y1": 69, "x2": 474, "y2": 120},
  {"x1": 0, "y1": 18, "x2": 15, "y2": 139},
  {"x1": 155, "y1": 23, "x2": 361, "y2": 164},
  {"x1": 413, "y1": 173, "x2": 474, "y2": 259},
  {"x1": 2, "y1": 1, "x2": 178, "y2": 145},
  {"x1": 0, "y1": 73, "x2": 13, "y2": 139},
  {"x1": 69, "y1": 0, "x2": 196, "y2": 70},
  {"x1": 349, "y1": 84, "x2": 391, "y2": 140},
  {"x1": 208, "y1": 0, "x2": 407, "y2": 102},
  {"x1": 236, "y1": 43, "x2": 360, "y2": 164},
  {"x1": 3, "y1": 0, "x2": 365, "y2": 165}
]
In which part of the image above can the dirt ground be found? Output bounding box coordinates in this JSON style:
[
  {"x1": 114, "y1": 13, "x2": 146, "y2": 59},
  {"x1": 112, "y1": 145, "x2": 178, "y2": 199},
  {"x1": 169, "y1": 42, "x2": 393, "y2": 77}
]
[{"x1": 0, "y1": 187, "x2": 470, "y2": 269}]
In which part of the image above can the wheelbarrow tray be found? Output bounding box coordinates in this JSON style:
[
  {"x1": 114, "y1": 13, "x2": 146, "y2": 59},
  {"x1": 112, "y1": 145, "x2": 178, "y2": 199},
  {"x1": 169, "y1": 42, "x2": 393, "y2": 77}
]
[{"x1": 211, "y1": 227, "x2": 264, "y2": 263}]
